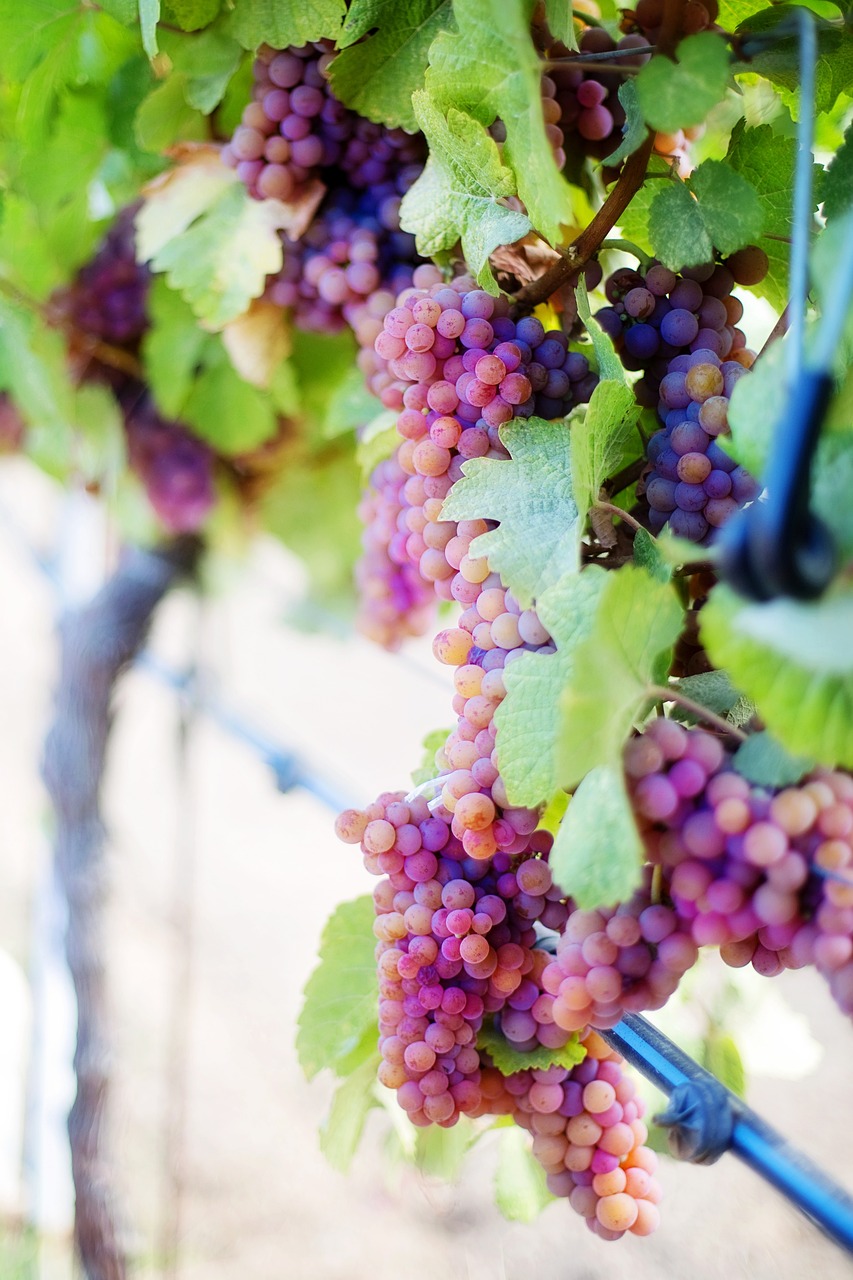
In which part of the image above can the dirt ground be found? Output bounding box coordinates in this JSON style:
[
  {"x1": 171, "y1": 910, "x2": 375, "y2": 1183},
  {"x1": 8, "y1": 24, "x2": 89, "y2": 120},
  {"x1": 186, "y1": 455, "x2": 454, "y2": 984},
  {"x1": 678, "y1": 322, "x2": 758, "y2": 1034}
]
[{"x1": 2, "y1": 458, "x2": 853, "y2": 1280}]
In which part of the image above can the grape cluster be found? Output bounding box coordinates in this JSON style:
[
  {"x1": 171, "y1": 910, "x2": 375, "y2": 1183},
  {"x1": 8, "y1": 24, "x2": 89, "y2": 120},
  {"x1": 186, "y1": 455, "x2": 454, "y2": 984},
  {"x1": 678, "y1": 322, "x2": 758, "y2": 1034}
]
[
  {"x1": 627, "y1": 718, "x2": 853, "y2": 1020},
  {"x1": 367, "y1": 275, "x2": 597, "y2": 608},
  {"x1": 549, "y1": 29, "x2": 652, "y2": 155},
  {"x1": 355, "y1": 452, "x2": 436, "y2": 649},
  {"x1": 336, "y1": 794, "x2": 573, "y2": 1122},
  {"x1": 478, "y1": 1031, "x2": 662, "y2": 1239},
  {"x1": 598, "y1": 256, "x2": 765, "y2": 543},
  {"x1": 51, "y1": 204, "x2": 150, "y2": 359},
  {"x1": 224, "y1": 42, "x2": 425, "y2": 204},
  {"x1": 124, "y1": 394, "x2": 216, "y2": 534},
  {"x1": 265, "y1": 183, "x2": 423, "y2": 336}
]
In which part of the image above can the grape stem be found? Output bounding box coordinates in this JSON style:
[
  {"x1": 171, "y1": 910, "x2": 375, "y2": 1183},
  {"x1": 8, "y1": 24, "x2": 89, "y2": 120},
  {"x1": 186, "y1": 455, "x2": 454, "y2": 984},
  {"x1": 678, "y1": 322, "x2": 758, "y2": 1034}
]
[
  {"x1": 602, "y1": 238, "x2": 655, "y2": 271},
  {"x1": 648, "y1": 683, "x2": 749, "y2": 741},
  {"x1": 546, "y1": 45, "x2": 657, "y2": 63},
  {"x1": 595, "y1": 500, "x2": 644, "y2": 533},
  {"x1": 513, "y1": 134, "x2": 655, "y2": 309},
  {"x1": 757, "y1": 304, "x2": 791, "y2": 360}
]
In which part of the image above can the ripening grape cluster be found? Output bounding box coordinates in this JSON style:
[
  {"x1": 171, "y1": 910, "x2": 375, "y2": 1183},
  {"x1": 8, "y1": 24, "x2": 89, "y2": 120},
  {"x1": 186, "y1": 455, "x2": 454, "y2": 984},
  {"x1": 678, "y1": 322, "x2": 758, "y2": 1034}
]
[
  {"x1": 48, "y1": 212, "x2": 217, "y2": 534},
  {"x1": 264, "y1": 182, "x2": 423, "y2": 335},
  {"x1": 627, "y1": 717, "x2": 853, "y2": 1020},
  {"x1": 51, "y1": 205, "x2": 151, "y2": 355},
  {"x1": 224, "y1": 41, "x2": 425, "y2": 204},
  {"x1": 478, "y1": 1033, "x2": 662, "y2": 1239},
  {"x1": 548, "y1": 29, "x2": 653, "y2": 153},
  {"x1": 598, "y1": 255, "x2": 765, "y2": 543},
  {"x1": 124, "y1": 393, "x2": 216, "y2": 534}
]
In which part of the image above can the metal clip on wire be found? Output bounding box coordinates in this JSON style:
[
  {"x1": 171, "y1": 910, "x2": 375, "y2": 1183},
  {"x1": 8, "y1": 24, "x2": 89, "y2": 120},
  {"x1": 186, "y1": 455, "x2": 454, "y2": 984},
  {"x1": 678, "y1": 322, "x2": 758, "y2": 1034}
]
[{"x1": 719, "y1": 9, "x2": 849, "y2": 602}]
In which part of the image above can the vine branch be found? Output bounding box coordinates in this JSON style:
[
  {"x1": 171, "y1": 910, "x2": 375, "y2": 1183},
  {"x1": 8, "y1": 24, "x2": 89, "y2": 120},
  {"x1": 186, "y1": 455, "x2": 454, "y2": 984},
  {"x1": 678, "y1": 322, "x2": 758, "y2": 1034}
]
[
  {"x1": 514, "y1": 134, "x2": 656, "y2": 309},
  {"x1": 42, "y1": 537, "x2": 201, "y2": 1280},
  {"x1": 595, "y1": 500, "x2": 644, "y2": 534}
]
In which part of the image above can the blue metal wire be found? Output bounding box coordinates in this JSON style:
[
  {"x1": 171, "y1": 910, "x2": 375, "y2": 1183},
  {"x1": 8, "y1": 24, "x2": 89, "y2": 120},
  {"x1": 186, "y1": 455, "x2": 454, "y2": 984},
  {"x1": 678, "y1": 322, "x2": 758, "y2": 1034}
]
[
  {"x1": 787, "y1": 6, "x2": 817, "y2": 386},
  {"x1": 601, "y1": 1014, "x2": 853, "y2": 1254}
]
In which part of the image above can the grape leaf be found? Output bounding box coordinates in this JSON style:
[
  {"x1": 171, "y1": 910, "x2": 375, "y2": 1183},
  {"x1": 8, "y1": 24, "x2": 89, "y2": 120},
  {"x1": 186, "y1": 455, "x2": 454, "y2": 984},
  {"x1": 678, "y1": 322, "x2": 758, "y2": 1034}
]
[
  {"x1": 732, "y1": 731, "x2": 815, "y2": 787},
  {"x1": 735, "y1": 7, "x2": 853, "y2": 116},
  {"x1": 668, "y1": 670, "x2": 744, "y2": 722},
  {"x1": 181, "y1": 341, "x2": 279, "y2": 452},
  {"x1": 700, "y1": 1031, "x2": 746, "y2": 1098},
  {"x1": 633, "y1": 528, "x2": 673, "y2": 583},
  {"x1": 571, "y1": 380, "x2": 642, "y2": 522},
  {"x1": 134, "y1": 73, "x2": 207, "y2": 151},
  {"x1": 440, "y1": 418, "x2": 581, "y2": 609},
  {"x1": 139, "y1": 0, "x2": 160, "y2": 56},
  {"x1": 824, "y1": 119, "x2": 853, "y2": 222},
  {"x1": 495, "y1": 1128, "x2": 554, "y2": 1223},
  {"x1": 575, "y1": 279, "x2": 625, "y2": 383},
  {"x1": 411, "y1": 726, "x2": 452, "y2": 787},
  {"x1": 142, "y1": 278, "x2": 213, "y2": 419},
  {"x1": 648, "y1": 161, "x2": 764, "y2": 270},
  {"x1": 226, "y1": 0, "x2": 346, "y2": 49},
  {"x1": 425, "y1": 0, "x2": 576, "y2": 244},
  {"x1": 159, "y1": 26, "x2": 243, "y2": 112},
  {"x1": 414, "y1": 1121, "x2": 479, "y2": 1180},
  {"x1": 701, "y1": 583, "x2": 853, "y2": 768},
  {"x1": 401, "y1": 95, "x2": 531, "y2": 294},
  {"x1": 319, "y1": 1052, "x2": 381, "y2": 1172},
  {"x1": 355, "y1": 411, "x2": 398, "y2": 477},
  {"x1": 636, "y1": 33, "x2": 732, "y2": 133},
  {"x1": 544, "y1": 0, "x2": 577, "y2": 49},
  {"x1": 296, "y1": 895, "x2": 378, "y2": 1080},
  {"x1": 477, "y1": 1023, "x2": 586, "y2": 1074},
  {"x1": 613, "y1": 155, "x2": 672, "y2": 256},
  {"x1": 161, "y1": 0, "x2": 222, "y2": 28},
  {"x1": 221, "y1": 300, "x2": 290, "y2": 388},
  {"x1": 726, "y1": 121, "x2": 825, "y2": 313},
  {"x1": 493, "y1": 571, "x2": 608, "y2": 807},
  {"x1": 557, "y1": 565, "x2": 684, "y2": 788},
  {"x1": 330, "y1": 0, "x2": 454, "y2": 131},
  {"x1": 602, "y1": 79, "x2": 647, "y2": 167},
  {"x1": 550, "y1": 762, "x2": 645, "y2": 907},
  {"x1": 141, "y1": 179, "x2": 293, "y2": 328}
]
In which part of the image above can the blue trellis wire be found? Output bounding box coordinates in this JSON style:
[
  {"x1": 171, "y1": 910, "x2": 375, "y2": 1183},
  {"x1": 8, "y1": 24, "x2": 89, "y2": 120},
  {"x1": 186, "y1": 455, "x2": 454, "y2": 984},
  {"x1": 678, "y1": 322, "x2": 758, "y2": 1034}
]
[{"x1": 599, "y1": 1014, "x2": 853, "y2": 1254}]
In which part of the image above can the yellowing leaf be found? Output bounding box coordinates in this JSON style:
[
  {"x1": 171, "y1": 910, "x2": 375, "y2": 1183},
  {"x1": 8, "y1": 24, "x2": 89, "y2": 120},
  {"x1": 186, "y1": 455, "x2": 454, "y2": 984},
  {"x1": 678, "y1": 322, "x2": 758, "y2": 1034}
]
[{"x1": 221, "y1": 299, "x2": 290, "y2": 387}]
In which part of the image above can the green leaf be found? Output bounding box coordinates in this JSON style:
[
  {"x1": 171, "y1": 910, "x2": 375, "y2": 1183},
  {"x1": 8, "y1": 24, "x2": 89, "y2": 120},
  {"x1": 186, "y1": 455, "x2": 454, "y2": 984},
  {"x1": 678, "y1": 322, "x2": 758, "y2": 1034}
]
[
  {"x1": 425, "y1": 0, "x2": 576, "y2": 244},
  {"x1": 159, "y1": 26, "x2": 243, "y2": 112},
  {"x1": 633, "y1": 528, "x2": 672, "y2": 583},
  {"x1": 602, "y1": 80, "x2": 647, "y2": 167},
  {"x1": 411, "y1": 727, "x2": 452, "y2": 786},
  {"x1": 226, "y1": 0, "x2": 346, "y2": 49},
  {"x1": 571, "y1": 381, "x2": 642, "y2": 524},
  {"x1": 296, "y1": 895, "x2": 378, "y2": 1080},
  {"x1": 550, "y1": 763, "x2": 645, "y2": 907},
  {"x1": 614, "y1": 154, "x2": 672, "y2": 256},
  {"x1": 134, "y1": 72, "x2": 206, "y2": 150},
  {"x1": 702, "y1": 583, "x2": 853, "y2": 769},
  {"x1": 669, "y1": 670, "x2": 744, "y2": 722},
  {"x1": 161, "y1": 0, "x2": 222, "y2": 27},
  {"x1": 324, "y1": 367, "x2": 384, "y2": 437},
  {"x1": 726, "y1": 121, "x2": 825, "y2": 312},
  {"x1": 402, "y1": 95, "x2": 531, "y2": 294},
  {"x1": 143, "y1": 181, "x2": 288, "y2": 328},
  {"x1": 330, "y1": 0, "x2": 453, "y2": 131},
  {"x1": 139, "y1": 0, "x2": 160, "y2": 56},
  {"x1": 440, "y1": 418, "x2": 581, "y2": 610},
  {"x1": 539, "y1": 787, "x2": 570, "y2": 836},
  {"x1": 478, "y1": 1023, "x2": 586, "y2": 1074},
  {"x1": 735, "y1": 7, "x2": 853, "y2": 116},
  {"x1": 824, "y1": 119, "x2": 853, "y2": 222},
  {"x1": 732, "y1": 731, "x2": 815, "y2": 787},
  {"x1": 414, "y1": 1120, "x2": 479, "y2": 1180},
  {"x1": 181, "y1": 342, "x2": 278, "y2": 453},
  {"x1": 355, "y1": 411, "x2": 399, "y2": 478},
  {"x1": 575, "y1": 279, "x2": 626, "y2": 383},
  {"x1": 544, "y1": 0, "x2": 577, "y2": 49},
  {"x1": 557, "y1": 564, "x2": 684, "y2": 788},
  {"x1": 495, "y1": 1128, "x2": 555, "y2": 1223},
  {"x1": 636, "y1": 33, "x2": 732, "y2": 133},
  {"x1": 700, "y1": 1031, "x2": 746, "y2": 1097},
  {"x1": 319, "y1": 1052, "x2": 381, "y2": 1172},
  {"x1": 493, "y1": 571, "x2": 607, "y2": 807},
  {"x1": 142, "y1": 278, "x2": 212, "y2": 419},
  {"x1": 648, "y1": 161, "x2": 764, "y2": 271}
]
